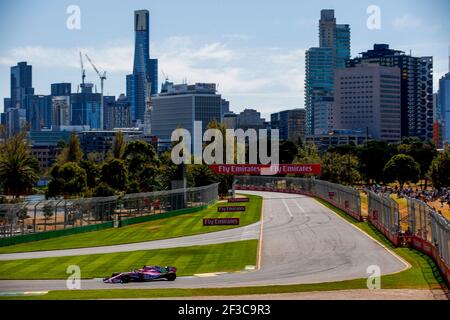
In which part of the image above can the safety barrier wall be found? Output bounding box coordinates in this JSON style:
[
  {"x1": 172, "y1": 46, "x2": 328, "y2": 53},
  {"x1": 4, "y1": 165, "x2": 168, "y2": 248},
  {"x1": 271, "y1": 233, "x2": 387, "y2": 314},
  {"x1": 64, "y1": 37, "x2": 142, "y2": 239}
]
[
  {"x1": 407, "y1": 197, "x2": 450, "y2": 286},
  {"x1": 234, "y1": 176, "x2": 362, "y2": 221},
  {"x1": 367, "y1": 190, "x2": 401, "y2": 246},
  {"x1": 0, "y1": 183, "x2": 219, "y2": 242},
  {"x1": 235, "y1": 176, "x2": 450, "y2": 287}
]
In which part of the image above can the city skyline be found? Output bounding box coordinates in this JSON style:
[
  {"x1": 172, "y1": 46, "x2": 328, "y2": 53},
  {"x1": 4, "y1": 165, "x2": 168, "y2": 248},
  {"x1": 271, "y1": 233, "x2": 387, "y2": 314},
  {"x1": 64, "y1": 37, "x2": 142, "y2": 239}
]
[{"x1": 0, "y1": 0, "x2": 449, "y2": 120}]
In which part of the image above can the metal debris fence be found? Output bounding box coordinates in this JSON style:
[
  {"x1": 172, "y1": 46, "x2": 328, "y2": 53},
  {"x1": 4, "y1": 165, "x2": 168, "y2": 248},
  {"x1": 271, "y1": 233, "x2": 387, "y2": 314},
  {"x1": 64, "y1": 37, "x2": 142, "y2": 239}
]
[
  {"x1": 233, "y1": 176, "x2": 362, "y2": 221},
  {"x1": 367, "y1": 190, "x2": 401, "y2": 245},
  {"x1": 0, "y1": 183, "x2": 219, "y2": 238},
  {"x1": 407, "y1": 197, "x2": 450, "y2": 285}
]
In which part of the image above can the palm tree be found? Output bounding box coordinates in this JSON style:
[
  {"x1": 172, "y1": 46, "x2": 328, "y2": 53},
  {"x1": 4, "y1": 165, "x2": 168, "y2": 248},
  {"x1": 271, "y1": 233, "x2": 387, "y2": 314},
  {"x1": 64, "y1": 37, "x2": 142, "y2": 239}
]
[{"x1": 0, "y1": 127, "x2": 39, "y2": 198}]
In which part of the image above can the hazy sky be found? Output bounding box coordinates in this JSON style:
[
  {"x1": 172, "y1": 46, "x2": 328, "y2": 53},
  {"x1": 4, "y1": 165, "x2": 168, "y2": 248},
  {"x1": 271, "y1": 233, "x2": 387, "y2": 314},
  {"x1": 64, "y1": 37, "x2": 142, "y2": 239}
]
[{"x1": 0, "y1": 0, "x2": 449, "y2": 119}]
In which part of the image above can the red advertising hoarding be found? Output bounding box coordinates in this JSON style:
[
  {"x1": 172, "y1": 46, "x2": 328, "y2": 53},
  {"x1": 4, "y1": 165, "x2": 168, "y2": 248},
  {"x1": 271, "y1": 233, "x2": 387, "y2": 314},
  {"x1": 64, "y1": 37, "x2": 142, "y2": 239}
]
[
  {"x1": 218, "y1": 206, "x2": 246, "y2": 212},
  {"x1": 209, "y1": 164, "x2": 321, "y2": 175},
  {"x1": 203, "y1": 218, "x2": 240, "y2": 226}
]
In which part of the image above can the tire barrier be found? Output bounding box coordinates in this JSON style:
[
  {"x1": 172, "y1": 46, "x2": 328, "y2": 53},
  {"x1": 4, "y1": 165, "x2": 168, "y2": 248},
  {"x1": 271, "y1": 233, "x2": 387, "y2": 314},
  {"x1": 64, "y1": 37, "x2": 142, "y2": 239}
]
[
  {"x1": 233, "y1": 176, "x2": 362, "y2": 222},
  {"x1": 407, "y1": 197, "x2": 450, "y2": 286},
  {"x1": 0, "y1": 183, "x2": 219, "y2": 242},
  {"x1": 367, "y1": 190, "x2": 401, "y2": 246}
]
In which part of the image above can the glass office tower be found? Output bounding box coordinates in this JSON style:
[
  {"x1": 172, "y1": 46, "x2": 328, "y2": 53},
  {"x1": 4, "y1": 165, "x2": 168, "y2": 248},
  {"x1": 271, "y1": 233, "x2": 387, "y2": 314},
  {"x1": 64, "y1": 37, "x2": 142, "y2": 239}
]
[{"x1": 305, "y1": 10, "x2": 350, "y2": 135}]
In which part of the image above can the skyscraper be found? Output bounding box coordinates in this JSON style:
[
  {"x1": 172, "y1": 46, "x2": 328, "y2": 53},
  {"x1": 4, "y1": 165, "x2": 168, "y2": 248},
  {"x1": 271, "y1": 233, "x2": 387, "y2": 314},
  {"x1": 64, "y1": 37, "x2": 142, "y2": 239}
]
[
  {"x1": 126, "y1": 10, "x2": 158, "y2": 124},
  {"x1": 305, "y1": 10, "x2": 350, "y2": 135},
  {"x1": 10, "y1": 62, "x2": 34, "y2": 109},
  {"x1": 7, "y1": 62, "x2": 34, "y2": 136},
  {"x1": 346, "y1": 44, "x2": 433, "y2": 140},
  {"x1": 439, "y1": 72, "x2": 450, "y2": 145}
]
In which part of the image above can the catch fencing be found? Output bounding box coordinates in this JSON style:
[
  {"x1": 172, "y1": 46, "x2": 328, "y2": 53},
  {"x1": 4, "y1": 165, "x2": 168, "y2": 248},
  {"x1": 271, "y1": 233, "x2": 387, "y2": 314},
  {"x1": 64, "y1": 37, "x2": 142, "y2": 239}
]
[
  {"x1": 407, "y1": 197, "x2": 450, "y2": 286},
  {"x1": 367, "y1": 190, "x2": 401, "y2": 245},
  {"x1": 233, "y1": 176, "x2": 362, "y2": 221},
  {"x1": 0, "y1": 183, "x2": 218, "y2": 239}
]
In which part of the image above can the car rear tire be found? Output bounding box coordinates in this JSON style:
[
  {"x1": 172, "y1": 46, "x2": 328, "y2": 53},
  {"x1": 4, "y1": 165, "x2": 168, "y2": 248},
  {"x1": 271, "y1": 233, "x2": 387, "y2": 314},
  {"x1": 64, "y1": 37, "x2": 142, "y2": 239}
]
[{"x1": 166, "y1": 273, "x2": 176, "y2": 281}]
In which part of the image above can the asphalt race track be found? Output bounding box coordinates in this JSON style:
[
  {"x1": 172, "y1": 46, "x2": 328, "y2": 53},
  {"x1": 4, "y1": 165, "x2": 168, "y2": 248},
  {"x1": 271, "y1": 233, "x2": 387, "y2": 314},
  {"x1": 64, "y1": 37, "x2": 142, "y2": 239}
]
[{"x1": 0, "y1": 191, "x2": 407, "y2": 292}]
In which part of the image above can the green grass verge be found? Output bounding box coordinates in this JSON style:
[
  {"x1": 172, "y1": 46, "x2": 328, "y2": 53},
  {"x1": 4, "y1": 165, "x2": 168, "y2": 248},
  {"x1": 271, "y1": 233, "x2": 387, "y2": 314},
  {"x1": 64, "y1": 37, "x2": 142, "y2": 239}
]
[
  {"x1": 0, "y1": 195, "x2": 261, "y2": 254},
  {"x1": 0, "y1": 240, "x2": 258, "y2": 280},
  {"x1": 1, "y1": 196, "x2": 445, "y2": 300}
]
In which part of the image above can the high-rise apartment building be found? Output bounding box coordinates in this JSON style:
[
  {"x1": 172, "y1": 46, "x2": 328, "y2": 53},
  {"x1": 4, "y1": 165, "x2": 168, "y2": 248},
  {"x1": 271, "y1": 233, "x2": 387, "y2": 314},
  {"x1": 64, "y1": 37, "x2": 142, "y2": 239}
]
[
  {"x1": 346, "y1": 44, "x2": 433, "y2": 140},
  {"x1": 333, "y1": 63, "x2": 401, "y2": 142},
  {"x1": 126, "y1": 10, "x2": 158, "y2": 124},
  {"x1": 439, "y1": 72, "x2": 450, "y2": 145},
  {"x1": 305, "y1": 10, "x2": 350, "y2": 135},
  {"x1": 10, "y1": 62, "x2": 34, "y2": 109},
  {"x1": 271, "y1": 108, "x2": 306, "y2": 141},
  {"x1": 7, "y1": 62, "x2": 34, "y2": 136}
]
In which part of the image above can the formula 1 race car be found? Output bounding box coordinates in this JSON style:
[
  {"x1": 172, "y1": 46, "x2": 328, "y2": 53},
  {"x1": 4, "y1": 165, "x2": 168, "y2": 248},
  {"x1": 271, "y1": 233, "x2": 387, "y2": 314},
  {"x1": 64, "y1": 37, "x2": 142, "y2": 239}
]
[{"x1": 103, "y1": 265, "x2": 177, "y2": 283}]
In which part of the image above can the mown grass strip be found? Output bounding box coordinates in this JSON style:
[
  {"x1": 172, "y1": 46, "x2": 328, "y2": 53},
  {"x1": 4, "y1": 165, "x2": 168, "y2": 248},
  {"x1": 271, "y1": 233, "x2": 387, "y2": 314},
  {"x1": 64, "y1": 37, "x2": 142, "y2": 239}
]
[
  {"x1": 0, "y1": 240, "x2": 258, "y2": 280},
  {"x1": 0, "y1": 195, "x2": 261, "y2": 254}
]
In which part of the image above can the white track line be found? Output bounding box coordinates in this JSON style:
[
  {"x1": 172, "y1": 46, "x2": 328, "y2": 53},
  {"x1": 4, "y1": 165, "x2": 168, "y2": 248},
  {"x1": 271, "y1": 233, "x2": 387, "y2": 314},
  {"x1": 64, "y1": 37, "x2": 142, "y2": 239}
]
[{"x1": 281, "y1": 198, "x2": 294, "y2": 218}]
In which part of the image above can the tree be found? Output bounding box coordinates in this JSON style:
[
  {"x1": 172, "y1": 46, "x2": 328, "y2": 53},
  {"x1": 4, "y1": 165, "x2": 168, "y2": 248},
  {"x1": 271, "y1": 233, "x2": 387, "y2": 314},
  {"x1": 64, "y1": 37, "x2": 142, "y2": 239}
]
[
  {"x1": 320, "y1": 152, "x2": 361, "y2": 186},
  {"x1": 0, "y1": 127, "x2": 39, "y2": 197},
  {"x1": 328, "y1": 143, "x2": 358, "y2": 156},
  {"x1": 398, "y1": 139, "x2": 437, "y2": 189},
  {"x1": 80, "y1": 159, "x2": 99, "y2": 189},
  {"x1": 188, "y1": 164, "x2": 217, "y2": 187},
  {"x1": 294, "y1": 142, "x2": 321, "y2": 164},
  {"x1": 110, "y1": 131, "x2": 125, "y2": 159},
  {"x1": 101, "y1": 158, "x2": 128, "y2": 191},
  {"x1": 383, "y1": 154, "x2": 421, "y2": 189},
  {"x1": 358, "y1": 141, "x2": 397, "y2": 184},
  {"x1": 122, "y1": 141, "x2": 160, "y2": 192},
  {"x1": 93, "y1": 183, "x2": 116, "y2": 197},
  {"x1": 47, "y1": 162, "x2": 87, "y2": 198},
  {"x1": 429, "y1": 150, "x2": 450, "y2": 189},
  {"x1": 279, "y1": 140, "x2": 298, "y2": 164},
  {"x1": 57, "y1": 132, "x2": 83, "y2": 164}
]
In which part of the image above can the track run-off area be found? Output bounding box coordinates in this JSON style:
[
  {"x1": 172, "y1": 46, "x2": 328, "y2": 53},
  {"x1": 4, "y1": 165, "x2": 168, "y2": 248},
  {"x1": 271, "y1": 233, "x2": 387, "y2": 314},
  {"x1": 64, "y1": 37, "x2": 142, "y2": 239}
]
[{"x1": 0, "y1": 191, "x2": 409, "y2": 293}]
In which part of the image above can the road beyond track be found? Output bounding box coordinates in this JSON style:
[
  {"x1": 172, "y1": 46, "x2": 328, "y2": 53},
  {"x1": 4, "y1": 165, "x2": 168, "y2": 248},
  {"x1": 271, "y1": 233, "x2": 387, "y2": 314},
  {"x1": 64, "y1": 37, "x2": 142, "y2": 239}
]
[{"x1": 0, "y1": 191, "x2": 407, "y2": 292}]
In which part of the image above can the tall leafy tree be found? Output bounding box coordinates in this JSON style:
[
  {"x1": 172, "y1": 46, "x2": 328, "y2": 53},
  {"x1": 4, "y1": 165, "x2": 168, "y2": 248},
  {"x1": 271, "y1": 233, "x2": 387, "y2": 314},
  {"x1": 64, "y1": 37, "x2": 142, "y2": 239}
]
[
  {"x1": 187, "y1": 164, "x2": 217, "y2": 187},
  {"x1": 279, "y1": 140, "x2": 298, "y2": 164},
  {"x1": 79, "y1": 159, "x2": 99, "y2": 189},
  {"x1": 383, "y1": 154, "x2": 421, "y2": 189},
  {"x1": 101, "y1": 158, "x2": 128, "y2": 191},
  {"x1": 0, "y1": 127, "x2": 39, "y2": 197},
  {"x1": 358, "y1": 141, "x2": 397, "y2": 184},
  {"x1": 57, "y1": 132, "x2": 83, "y2": 164},
  {"x1": 398, "y1": 139, "x2": 437, "y2": 189},
  {"x1": 110, "y1": 131, "x2": 126, "y2": 159},
  {"x1": 321, "y1": 152, "x2": 361, "y2": 186},
  {"x1": 122, "y1": 140, "x2": 160, "y2": 192},
  {"x1": 47, "y1": 162, "x2": 87, "y2": 198},
  {"x1": 429, "y1": 150, "x2": 450, "y2": 189}
]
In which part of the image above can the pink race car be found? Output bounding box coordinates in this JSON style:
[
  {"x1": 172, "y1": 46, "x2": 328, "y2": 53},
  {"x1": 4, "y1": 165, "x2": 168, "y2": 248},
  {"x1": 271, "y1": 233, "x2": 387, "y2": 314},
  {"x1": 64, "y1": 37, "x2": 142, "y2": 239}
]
[{"x1": 103, "y1": 265, "x2": 177, "y2": 283}]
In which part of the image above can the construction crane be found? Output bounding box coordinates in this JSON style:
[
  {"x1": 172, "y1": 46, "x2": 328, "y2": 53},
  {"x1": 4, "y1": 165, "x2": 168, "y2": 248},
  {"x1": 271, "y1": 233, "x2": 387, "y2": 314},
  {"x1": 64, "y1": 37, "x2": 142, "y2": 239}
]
[
  {"x1": 161, "y1": 70, "x2": 169, "y2": 82},
  {"x1": 79, "y1": 52, "x2": 86, "y2": 87},
  {"x1": 85, "y1": 53, "x2": 106, "y2": 129}
]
